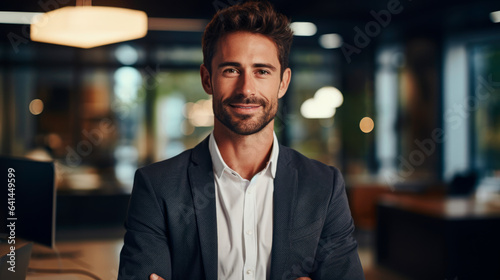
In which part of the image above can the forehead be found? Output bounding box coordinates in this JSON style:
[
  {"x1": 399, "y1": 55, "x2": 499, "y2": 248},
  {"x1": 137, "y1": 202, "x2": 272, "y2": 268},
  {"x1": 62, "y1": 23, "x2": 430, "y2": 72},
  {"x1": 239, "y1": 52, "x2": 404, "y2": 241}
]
[{"x1": 214, "y1": 31, "x2": 280, "y2": 65}]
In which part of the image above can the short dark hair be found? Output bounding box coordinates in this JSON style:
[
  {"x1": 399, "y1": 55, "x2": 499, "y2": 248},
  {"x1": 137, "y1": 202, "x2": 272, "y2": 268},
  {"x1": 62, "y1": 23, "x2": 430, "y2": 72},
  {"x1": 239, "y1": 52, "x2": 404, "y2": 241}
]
[{"x1": 202, "y1": 1, "x2": 293, "y2": 76}]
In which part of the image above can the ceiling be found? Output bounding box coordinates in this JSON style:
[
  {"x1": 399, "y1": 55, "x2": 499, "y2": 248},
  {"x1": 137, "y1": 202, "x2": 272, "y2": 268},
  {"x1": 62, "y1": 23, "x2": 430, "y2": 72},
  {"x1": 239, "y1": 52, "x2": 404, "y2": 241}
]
[
  {"x1": 1, "y1": 0, "x2": 498, "y2": 22},
  {"x1": 0, "y1": 0, "x2": 499, "y2": 47}
]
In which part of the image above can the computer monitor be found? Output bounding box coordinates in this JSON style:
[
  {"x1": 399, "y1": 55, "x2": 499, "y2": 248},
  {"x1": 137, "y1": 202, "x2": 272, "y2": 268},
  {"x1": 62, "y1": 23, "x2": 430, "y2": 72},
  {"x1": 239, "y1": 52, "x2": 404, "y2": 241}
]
[{"x1": 0, "y1": 156, "x2": 56, "y2": 248}]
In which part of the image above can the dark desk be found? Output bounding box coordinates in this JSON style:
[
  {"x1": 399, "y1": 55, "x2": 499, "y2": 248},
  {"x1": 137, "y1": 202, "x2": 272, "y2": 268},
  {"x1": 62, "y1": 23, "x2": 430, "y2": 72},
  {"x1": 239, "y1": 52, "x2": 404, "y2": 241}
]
[
  {"x1": 27, "y1": 238, "x2": 122, "y2": 280},
  {"x1": 376, "y1": 194, "x2": 500, "y2": 280},
  {"x1": 0, "y1": 240, "x2": 32, "y2": 280}
]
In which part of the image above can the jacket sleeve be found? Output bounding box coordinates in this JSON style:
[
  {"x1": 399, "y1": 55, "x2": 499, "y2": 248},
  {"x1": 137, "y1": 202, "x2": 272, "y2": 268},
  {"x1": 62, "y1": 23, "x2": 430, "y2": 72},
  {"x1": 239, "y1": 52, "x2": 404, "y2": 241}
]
[
  {"x1": 118, "y1": 169, "x2": 172, "y2": 280},
  {"x1": 310, "y1": 167, "x2": 365, "y2": 280}
]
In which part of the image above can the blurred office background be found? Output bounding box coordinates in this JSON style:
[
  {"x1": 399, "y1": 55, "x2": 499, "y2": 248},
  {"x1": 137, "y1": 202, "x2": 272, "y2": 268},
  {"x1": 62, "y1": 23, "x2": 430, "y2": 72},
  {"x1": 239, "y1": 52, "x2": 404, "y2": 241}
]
[{"x1": 1, "y1": 0, "x2": 500, "y2": 279}]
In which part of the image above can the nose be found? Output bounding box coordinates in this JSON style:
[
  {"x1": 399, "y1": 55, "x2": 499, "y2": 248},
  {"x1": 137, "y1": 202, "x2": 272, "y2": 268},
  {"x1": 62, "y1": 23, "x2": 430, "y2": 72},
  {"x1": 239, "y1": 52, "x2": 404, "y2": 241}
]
[{"x1": 236, "y1": 71, "x2": 256, "y2": 96}]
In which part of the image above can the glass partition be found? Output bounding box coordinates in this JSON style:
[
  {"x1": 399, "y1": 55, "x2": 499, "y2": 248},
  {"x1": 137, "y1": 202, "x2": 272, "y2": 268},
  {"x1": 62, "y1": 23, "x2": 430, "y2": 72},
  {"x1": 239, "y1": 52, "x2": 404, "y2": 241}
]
[{"x1": 470, "y1": 43, "x2": 500, "y2": 179}]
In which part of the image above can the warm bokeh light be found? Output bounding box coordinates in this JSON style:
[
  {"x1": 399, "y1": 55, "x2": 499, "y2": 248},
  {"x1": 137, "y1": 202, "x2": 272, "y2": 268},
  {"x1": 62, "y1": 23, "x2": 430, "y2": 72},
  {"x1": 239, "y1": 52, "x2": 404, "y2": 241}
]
[
  {"x1": 315, "y1": 86, "x2": 343, "y2": 108},
  {"x1": 47, "y1": 133, "x2": 63, "y2": 149},
  {"x1": 184, "y1": 98, "x2": 214, "y2": 127},
  {"x1": 359, "y1": 117, "x2": 375, "y2": 133},
  {"x1": 29, "y1": 99, "x2": 44, "y2": 115},
  {"x1": 301, "y1": 99, "x2": 336, "y2": 119},
  {"x1": 300, "y1": 86, "x2": 343, "y2": 119}
]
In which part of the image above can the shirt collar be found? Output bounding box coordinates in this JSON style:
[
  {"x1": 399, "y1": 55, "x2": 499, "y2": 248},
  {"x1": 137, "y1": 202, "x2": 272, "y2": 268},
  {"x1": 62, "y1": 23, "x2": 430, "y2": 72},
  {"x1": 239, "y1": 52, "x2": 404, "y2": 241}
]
[{"x1": 208, "y1": 131, "x2": 280, "y2": 179}]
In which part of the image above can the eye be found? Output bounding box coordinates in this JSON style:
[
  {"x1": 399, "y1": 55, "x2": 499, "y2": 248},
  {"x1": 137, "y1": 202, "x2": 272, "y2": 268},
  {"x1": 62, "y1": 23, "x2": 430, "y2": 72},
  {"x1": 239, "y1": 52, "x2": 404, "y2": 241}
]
[
  {"x1": 223, "y1": 68, "x2": 239, "y2": 75},
  {"x1": 256, "y1": 69, "x2": 270, "y2": 75}
]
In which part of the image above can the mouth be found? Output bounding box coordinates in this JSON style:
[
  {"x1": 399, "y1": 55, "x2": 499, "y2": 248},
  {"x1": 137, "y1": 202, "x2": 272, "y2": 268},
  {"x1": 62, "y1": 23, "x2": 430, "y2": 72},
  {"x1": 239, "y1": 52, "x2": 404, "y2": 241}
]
[
  {"x1": 230, "y1": 104, "x2": 261, "y2": 109},
  {"x1": 228, "y1": 103, "x2": 262, "y2": 114}
]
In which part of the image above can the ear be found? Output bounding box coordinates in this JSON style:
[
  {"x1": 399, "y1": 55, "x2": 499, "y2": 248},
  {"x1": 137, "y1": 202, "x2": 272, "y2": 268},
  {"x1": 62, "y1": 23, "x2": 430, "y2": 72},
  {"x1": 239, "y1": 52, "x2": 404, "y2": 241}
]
[
  {"x1": 200, "y1": 64, "x2": 213, "y2": 95},
  {"x1": 278, "y1": 68, "x2": 291, "y2": 99}
]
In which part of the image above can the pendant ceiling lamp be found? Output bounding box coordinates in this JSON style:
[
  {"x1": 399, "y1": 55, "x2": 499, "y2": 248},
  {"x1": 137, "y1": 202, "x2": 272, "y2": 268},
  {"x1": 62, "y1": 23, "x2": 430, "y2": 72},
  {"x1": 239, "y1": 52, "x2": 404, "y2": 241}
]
[{"x1": 30, "y1": 0, "x2": 147, "y2": 48}]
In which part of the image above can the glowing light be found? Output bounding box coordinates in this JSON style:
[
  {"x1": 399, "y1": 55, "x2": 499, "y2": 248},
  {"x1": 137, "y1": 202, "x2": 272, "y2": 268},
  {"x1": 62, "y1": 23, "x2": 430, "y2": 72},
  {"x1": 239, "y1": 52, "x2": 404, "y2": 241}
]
[
  {"x1": 115, "y1": 45, "x2": 139, "y2": 65},
  {"x1": 30, "y1": 6, "x2": 148, "y2": 48},
  {"x1": 315, "y1": 86, "x2": 343, "y2": 108},
  {"x1": 29, "y1": 99, "x2": 44, "y2": 115},
  {"x1": 290, "y1": 22, "x2": 317, "y2": 36},
  {"x1": 359, "y1": 117, "x2": 375, "y2": 133},
  {"x1": 184, "y1": 98, "x2": 214, "y2": 127},
  {"x1": 47, "y1": 133, "x2": 63, "y2": 149},
  {"x1": 113, "y1": 67, "x2": 142, "y2": 104},
  {"x1": 490, "y1": 11, "x2": 500, "y2": 23},
  {"x1": 301, "y1": 98, "x2": 336, "y2": 119},
  {"x1": 319, "y1": 33, "x2": 343, "y2": 49},
  {"x1": 0, "y1": 12, "x2": 43, "y2": 24},
  {"x1": 300, "y1": 86, "x2": 343, "y2": 119}
]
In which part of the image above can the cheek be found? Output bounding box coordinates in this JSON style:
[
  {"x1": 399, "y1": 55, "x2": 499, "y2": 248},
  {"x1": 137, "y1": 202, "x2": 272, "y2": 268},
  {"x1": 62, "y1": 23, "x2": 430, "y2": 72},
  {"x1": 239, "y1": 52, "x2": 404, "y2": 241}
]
[
  {"x1": 213, "y1": 77, "x2": 236, "y2": 93},
  {"x1": 259, "y1": 77, "x2": 280, "y2": 90}
]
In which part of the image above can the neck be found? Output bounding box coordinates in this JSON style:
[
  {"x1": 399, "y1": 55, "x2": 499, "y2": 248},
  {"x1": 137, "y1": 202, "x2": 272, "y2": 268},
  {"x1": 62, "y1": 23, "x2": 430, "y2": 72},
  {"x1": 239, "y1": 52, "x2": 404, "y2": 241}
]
[{"x1": 213, "y1": 120, "x2": 275, "y2": 180}]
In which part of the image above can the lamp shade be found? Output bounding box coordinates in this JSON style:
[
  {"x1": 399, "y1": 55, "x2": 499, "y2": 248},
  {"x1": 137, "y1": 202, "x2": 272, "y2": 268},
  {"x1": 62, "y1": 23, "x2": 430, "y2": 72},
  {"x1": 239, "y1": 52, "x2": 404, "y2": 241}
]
[{"x1": 30, "y1": 6, "x2": 148, "y2": 48}]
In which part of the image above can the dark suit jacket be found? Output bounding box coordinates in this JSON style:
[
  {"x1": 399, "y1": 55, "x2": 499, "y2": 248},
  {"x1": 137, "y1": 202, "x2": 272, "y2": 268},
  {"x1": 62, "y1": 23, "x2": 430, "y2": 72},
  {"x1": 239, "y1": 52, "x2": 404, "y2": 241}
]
[{"x1": 118, "y1": 137, "x2": 364, "y2": 280}]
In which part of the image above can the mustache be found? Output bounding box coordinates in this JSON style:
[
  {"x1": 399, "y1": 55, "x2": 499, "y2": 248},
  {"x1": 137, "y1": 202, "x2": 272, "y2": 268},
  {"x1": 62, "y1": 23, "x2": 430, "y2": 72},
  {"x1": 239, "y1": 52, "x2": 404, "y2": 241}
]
[{"x1": 222, "y1": 95, "x2": 267, "y2": 106}]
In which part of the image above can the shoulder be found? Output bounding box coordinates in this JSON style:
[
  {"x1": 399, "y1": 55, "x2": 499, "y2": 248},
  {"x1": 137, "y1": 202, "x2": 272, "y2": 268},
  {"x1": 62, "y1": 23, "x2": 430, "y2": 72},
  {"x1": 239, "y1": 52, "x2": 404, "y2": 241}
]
[
  {"x1": 279, "y1": 144, "x2": 341, "y2": 178},
  {"x1": 278, "y1": 145, "x2": 345, "y2": 200},
  {"x1": 137, "y1": 148, "x2": 194, "y2": 180},
  {"x1": 138, "y1": 136, "x2": 210, "y2": 174},
  {"x1": 135, "y1": 136, "x2": 211, "y2": 185}
]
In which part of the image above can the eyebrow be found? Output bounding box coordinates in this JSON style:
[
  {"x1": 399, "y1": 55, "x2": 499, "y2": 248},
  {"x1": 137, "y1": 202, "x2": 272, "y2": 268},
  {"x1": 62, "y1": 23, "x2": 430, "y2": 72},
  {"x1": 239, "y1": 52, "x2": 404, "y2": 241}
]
[
  {"x1": 254, "y1": 63, "x2": 277, "y2": 71},
  {"x1": 217, "y1": 62, "x2": 278, "y2": 72}
]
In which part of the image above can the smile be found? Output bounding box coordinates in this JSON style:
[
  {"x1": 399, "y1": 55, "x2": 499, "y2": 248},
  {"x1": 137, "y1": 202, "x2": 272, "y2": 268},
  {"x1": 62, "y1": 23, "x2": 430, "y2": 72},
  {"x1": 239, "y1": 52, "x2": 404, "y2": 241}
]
[{"x1": 229, "y1": 104, "x2": 261, "y2": 109}]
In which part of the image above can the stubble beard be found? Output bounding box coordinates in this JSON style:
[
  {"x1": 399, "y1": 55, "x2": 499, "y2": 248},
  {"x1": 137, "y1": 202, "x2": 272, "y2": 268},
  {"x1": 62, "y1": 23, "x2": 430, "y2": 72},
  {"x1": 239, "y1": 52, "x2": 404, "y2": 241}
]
[{"x1": 214, "y1": 93, "x2": 278, "y2": 136}]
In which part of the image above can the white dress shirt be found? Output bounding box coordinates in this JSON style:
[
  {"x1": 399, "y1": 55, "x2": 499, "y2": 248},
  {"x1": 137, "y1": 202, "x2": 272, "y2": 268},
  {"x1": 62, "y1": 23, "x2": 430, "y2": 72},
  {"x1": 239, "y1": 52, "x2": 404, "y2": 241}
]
[{"x1": 209, "y1": 132, "x2": 279, "y2": 280}]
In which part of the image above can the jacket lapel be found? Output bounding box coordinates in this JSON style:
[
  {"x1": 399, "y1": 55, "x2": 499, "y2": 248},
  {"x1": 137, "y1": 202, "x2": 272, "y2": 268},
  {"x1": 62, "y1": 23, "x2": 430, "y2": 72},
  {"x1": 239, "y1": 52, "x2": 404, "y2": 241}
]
[
  {"x1": 270, "y1": 146, "x2": 298, "y2": 280},
  {"x1": 187, "y1": 139, "x2": 298, "y2": 280},
  {"x1": 188, "y1": 137, "x2": 218, "y2": 280}
]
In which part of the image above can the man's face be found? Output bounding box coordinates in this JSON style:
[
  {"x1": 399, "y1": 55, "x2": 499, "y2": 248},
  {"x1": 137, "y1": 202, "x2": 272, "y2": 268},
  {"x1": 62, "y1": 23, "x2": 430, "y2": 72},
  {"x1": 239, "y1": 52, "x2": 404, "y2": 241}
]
[{"x1": 201, "y1": 31, "x2": 291, "y2": 135}]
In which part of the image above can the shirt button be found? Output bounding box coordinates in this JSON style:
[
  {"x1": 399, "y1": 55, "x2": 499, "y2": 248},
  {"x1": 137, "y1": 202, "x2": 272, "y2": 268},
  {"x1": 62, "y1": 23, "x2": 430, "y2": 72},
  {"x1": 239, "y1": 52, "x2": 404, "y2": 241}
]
[
  {"x1": 246, "y1": 269, "x2": 253, "y2": 275},
  {"x1": 247, "y1": 190, "x2": 253, "y2": 194},
  {"x1": 246, "y1": 230, "x2": 253, "y2": 235}
]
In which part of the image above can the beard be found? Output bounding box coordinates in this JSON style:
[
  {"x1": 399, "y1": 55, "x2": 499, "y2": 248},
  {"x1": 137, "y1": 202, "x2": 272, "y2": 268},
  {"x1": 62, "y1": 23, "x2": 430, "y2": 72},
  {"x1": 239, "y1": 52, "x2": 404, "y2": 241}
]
[{"x1": 213, "y1": 93, "x2": 278, "y2": 135}]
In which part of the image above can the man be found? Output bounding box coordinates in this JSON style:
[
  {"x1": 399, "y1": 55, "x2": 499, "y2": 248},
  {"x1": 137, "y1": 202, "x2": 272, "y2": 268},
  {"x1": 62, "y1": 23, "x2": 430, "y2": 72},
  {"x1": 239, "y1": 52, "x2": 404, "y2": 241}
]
[{"x1": 118, "y1": 1, "x2": 364, "y2": 279}]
